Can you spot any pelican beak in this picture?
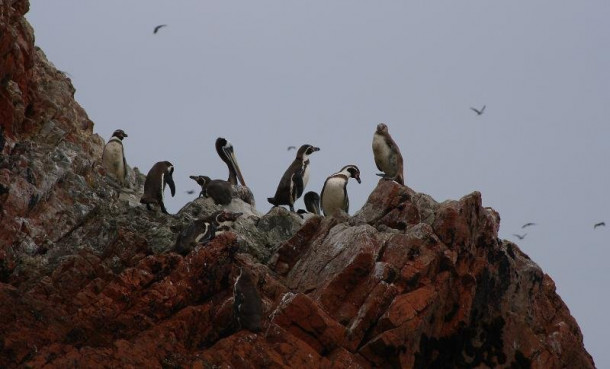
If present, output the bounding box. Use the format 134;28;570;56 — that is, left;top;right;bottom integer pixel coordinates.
223;146;247;186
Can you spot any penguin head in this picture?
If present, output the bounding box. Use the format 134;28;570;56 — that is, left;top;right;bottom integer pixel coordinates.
297;144;320;160
111;129;128;140
376;123;388;134
189;175;211;188
340;165;361;184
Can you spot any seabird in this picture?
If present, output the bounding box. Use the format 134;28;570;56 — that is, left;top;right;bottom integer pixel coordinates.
153;24;167;34
470;105;486;116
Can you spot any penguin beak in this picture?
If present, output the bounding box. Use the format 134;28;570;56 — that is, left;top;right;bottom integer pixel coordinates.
313;147;320;152
355;174;361;184
223;146;247;187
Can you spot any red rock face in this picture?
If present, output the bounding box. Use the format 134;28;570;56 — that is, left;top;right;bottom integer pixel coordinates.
0;1;596;369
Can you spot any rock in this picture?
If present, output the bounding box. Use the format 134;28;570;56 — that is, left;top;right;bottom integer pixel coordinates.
0;2;596;369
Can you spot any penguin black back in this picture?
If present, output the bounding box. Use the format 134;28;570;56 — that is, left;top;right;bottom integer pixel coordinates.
140;161;176;214
303;191;321;215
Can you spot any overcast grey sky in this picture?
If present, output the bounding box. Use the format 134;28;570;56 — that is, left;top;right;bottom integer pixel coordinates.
29;1;609;366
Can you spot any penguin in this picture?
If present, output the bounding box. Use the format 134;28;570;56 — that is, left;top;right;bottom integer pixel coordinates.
140;161;176;214
320;165;361;216
189;175;233;205
296;191;320;220
233;267;263;333
372;123;404;185
268;144;320;212
173;218;214;255
303;191;321;215
101;129;128;185
212;209;243;234
173;210;242;255
216;137;247;186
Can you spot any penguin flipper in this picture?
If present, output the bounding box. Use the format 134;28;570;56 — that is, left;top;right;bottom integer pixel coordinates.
344;181;349;214
122;155;128;182
293;170;304;199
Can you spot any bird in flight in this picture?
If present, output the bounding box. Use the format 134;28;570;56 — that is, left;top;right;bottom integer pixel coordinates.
470;105;486;116
186;189;195;195
594;222;605;229
521;222;536;229
513;233;527;240
287;146;296;151
153;24;167;34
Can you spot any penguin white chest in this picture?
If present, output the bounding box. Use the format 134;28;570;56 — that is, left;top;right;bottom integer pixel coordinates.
322;177;347;215
301;163;310;188
372;134;392;171
102;141;125;179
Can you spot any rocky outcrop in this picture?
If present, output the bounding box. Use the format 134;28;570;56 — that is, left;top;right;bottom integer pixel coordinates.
0;1;596;369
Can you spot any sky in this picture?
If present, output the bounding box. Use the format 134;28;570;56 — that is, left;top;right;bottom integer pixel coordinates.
28;1;609;366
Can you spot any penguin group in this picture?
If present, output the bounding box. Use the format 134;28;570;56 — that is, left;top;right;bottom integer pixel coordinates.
101;123;405;218
100;123;405;333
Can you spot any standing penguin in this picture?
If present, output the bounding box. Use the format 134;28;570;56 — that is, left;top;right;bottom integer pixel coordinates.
372;123;404;185
268;144;320;212
101;129;128;185
140;161;176;214
233;267;263;332
320;165;361;216
173;210;242;255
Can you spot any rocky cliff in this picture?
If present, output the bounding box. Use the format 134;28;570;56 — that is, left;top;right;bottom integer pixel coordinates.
0;2;596;368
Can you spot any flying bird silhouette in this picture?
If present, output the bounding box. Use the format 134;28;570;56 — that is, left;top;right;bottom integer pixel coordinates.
594;222;605;229
153;24;167;34
470;105;486;116
513;233;527;240
186;190;195;195
287;146;296;151
521;222;536;229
